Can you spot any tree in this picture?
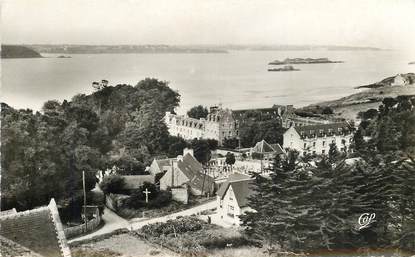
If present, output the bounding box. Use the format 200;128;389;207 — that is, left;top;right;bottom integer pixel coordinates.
223;138;239;149
225;152;236;169
187;105;209;119
167;136;188;157
322;106;334;115
328;142;339;163
191;139;212;165
100;175;126;195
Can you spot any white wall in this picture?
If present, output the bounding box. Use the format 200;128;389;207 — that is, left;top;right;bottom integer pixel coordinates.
217;185;242;225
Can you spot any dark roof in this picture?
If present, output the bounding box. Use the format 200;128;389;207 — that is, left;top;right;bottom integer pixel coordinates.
294;122;352;138
217;173;254;208
177;154;215;192
218;176;255;208
122;175;154;190
0;199;70;257
270;144;285;155
0;236;43;257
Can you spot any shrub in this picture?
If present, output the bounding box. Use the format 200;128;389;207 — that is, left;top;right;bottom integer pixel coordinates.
321;106;334;115
100;175;126;194
140;216;204;238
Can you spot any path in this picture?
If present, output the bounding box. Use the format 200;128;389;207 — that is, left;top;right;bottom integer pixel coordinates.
69;199;217;243
69;206;129;243
129;199;217;230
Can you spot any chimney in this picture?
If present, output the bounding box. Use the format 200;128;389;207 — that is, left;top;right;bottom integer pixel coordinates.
177;155;183;162
183;148;194;157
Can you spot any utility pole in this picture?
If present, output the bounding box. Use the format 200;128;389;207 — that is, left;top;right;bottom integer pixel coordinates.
82;171;88;232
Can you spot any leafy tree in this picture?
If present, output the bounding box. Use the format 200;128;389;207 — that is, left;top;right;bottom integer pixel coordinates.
225;152;236;167
167;136;188;157
222;137;239;149
322;106;334;114
328;142;339;163
239;119;284;147
187;105;209;119
100;175;126;195
191;139;212;165
206;139;219;150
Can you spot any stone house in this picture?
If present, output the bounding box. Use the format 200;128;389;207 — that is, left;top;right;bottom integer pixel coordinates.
159;153;215;196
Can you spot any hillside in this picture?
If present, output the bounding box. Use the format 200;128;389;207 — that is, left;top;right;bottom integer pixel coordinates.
1;45;42;58
304;73;415;120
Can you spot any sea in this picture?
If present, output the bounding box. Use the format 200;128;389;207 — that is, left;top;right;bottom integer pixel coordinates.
2;50;414;114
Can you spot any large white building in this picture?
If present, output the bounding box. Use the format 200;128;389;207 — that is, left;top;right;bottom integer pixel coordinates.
164;107;238;144
283;122;354;156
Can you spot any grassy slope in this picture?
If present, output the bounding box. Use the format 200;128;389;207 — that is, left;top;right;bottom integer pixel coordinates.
305;83;415;120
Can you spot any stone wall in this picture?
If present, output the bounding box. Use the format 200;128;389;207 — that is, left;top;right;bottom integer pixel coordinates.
171;187;188;204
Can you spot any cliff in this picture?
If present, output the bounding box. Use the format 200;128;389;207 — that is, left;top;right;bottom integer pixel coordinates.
1;45;42;58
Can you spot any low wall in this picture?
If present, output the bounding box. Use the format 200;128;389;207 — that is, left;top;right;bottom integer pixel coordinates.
171;187;188;204
64;215;101;239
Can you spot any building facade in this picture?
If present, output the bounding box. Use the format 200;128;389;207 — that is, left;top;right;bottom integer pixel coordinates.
283;122;354;156
164;108;238;144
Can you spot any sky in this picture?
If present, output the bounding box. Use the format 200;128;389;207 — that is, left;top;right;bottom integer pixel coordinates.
1;0;415;52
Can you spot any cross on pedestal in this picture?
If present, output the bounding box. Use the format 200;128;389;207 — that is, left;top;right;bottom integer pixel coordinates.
143;188;151;203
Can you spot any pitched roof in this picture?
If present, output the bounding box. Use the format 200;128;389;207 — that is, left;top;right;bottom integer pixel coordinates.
155;158;174;170
252;140;285;155
177;153;215;192
122;175;155;190
0;236;44;257
230;180;255;207
218;175;254;208
294;122;352;138
217;173;251;197
270;144;286;155
0;199;71;257
251;140;275;153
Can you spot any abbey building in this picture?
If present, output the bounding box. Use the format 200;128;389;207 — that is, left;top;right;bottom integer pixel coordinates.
164;107;238;144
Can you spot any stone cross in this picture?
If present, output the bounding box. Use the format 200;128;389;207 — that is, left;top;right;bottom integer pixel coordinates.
143;188;151;203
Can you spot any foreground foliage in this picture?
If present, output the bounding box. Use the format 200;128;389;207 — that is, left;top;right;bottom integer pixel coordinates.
242;96;415;253
1;78;180;213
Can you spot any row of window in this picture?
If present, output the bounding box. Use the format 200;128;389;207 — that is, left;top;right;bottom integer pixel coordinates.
303;138;351;149
303;147;346;155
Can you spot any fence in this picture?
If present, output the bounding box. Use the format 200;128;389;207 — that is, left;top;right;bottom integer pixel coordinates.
63;206;102;239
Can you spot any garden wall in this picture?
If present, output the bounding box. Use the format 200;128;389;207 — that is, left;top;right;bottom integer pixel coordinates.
64;215;101;239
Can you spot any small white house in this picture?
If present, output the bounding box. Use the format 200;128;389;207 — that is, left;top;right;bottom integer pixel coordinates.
216;173;254;226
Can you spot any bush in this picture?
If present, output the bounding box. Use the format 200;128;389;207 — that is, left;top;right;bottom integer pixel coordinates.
321;106;334;115
100;175;126;194
140;216;204;238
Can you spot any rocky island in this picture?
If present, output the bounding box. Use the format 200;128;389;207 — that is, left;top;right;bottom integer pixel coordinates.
268;65;300;72
269;57;342;65
1;45;43;58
